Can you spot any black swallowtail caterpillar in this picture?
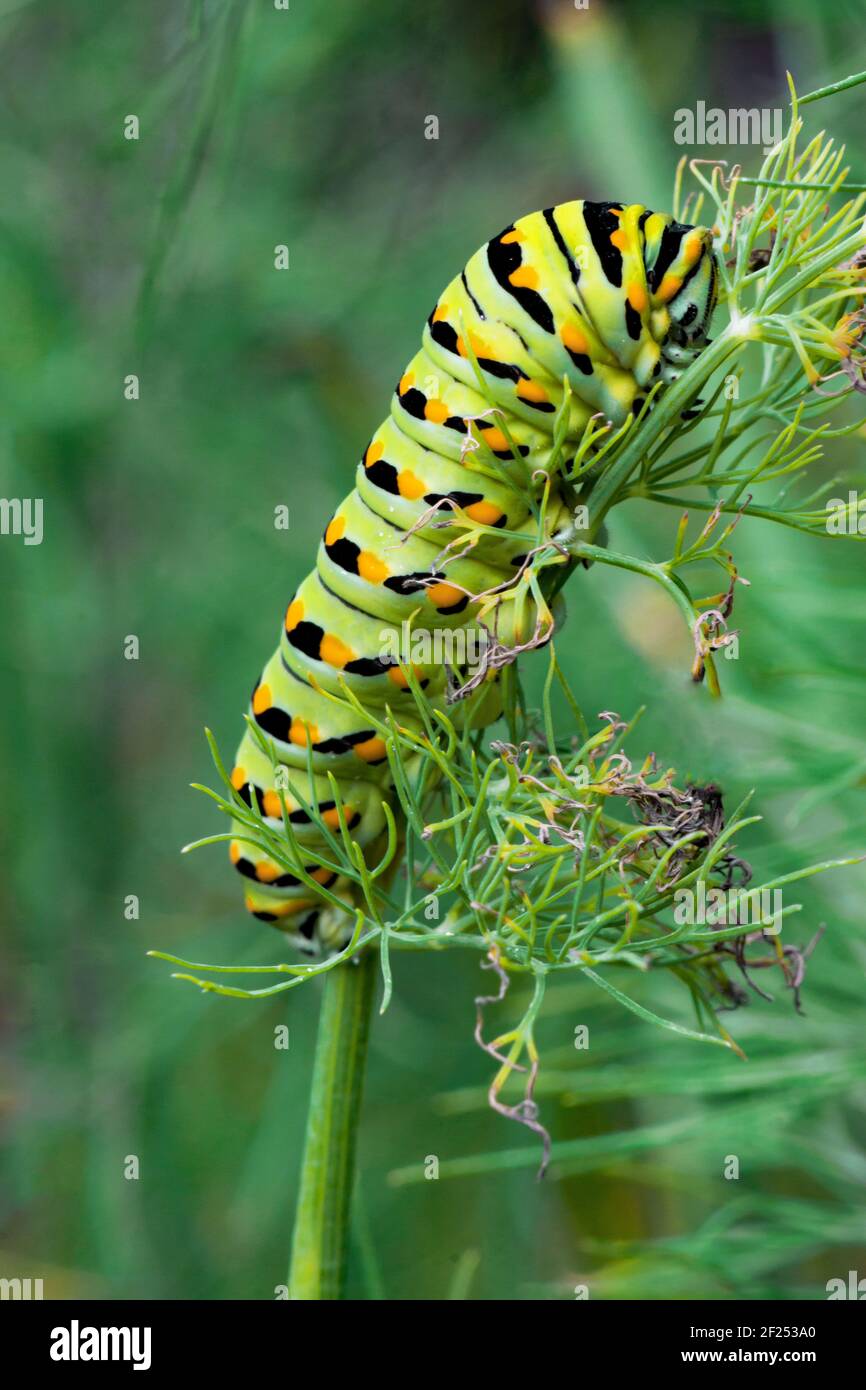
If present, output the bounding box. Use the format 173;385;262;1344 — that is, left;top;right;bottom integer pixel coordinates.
229;200;718;952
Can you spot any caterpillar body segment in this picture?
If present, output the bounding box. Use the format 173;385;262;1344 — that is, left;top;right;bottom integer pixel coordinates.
229;728;391;937
248;647;412;772
353;418;538;564
316;488;514;627
229;200;718;952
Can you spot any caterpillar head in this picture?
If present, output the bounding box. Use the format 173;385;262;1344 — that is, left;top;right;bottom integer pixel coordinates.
664;233;718;348
642;217;718;385
643;216;718;349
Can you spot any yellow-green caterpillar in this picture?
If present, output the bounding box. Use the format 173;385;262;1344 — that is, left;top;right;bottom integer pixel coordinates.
228;200;718;951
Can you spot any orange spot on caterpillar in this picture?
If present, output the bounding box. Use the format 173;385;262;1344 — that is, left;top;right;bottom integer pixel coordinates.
325;515;345;546
560;323;589;355
508;265;539;289
290;718;319;747
398;371;415;395
322;805;351;830
432;303;449;322
249;897;315;920
684;233;704;263
500;229;525;244
456;331;491;360
387;665;422;689
358;551;389;583
365;440;384;467
255;860;282;884
230;766;246;790
229;841;241;864
285;599;304;631
610;229;628;251
516;378;550;404
252;683;272;715
397;470;425;500
320;633;355;669
479;426;509;453
427;580;464;609
354;735;387;763
262;790;284;818
627;281;647;313
424;399;449;424
657;273;683;302
465;500;503;526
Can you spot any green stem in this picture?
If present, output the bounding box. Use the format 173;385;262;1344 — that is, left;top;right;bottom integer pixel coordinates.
288;948;377;1300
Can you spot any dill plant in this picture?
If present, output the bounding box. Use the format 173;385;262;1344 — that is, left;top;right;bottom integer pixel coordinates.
152;76;866;1299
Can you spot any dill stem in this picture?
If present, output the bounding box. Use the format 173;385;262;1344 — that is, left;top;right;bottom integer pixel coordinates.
288;948;377;1299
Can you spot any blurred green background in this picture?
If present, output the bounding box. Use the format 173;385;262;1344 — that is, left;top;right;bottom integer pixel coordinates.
2;0;866;1300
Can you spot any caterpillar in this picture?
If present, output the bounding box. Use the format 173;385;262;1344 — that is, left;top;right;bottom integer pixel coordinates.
228;200;718;952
